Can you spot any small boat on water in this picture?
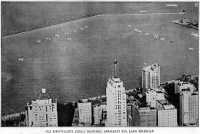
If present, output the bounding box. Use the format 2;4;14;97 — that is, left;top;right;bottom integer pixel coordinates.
18;57;24;62
166;4;178;7
36;39;41;43
139;10;147;13
188;47;194;51
160;37;165;41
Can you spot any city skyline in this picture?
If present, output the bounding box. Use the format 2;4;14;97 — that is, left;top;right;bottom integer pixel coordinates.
1;61;199;127
1;2;199;127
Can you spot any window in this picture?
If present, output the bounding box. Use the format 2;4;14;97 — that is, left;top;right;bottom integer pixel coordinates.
52;104;55;111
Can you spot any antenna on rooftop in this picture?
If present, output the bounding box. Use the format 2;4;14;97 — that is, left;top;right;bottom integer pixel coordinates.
113;57;118;78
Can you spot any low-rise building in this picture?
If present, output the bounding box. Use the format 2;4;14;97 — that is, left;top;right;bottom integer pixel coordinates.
127;103;140;126
127;104;134;126
138;107;157;126
93;104;106;125
78;102;92;125
72;108;79;126
146;89;165;108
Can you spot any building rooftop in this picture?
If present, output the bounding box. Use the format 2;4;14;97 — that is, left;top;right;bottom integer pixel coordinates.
27;98;57;106
192;91;199;95
111;77;121;83
157;99;169;105
157;100;176;110
139;107;150;111
163;105;175;110
139;107;156;112
142;63;160;71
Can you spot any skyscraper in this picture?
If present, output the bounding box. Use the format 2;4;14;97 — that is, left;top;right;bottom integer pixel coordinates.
25;89;58;127
188;92;199;125
106;59;127;126
142;63;160;90
180;90;199;126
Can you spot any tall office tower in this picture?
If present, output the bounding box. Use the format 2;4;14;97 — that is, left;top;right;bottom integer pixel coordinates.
106;59;127;126
78;102;92;126
188;92;199;126
146;89;165;108
142;63;160;90
156;100;177;127
180;91;199;126
25;89;58;127
138;107;157;126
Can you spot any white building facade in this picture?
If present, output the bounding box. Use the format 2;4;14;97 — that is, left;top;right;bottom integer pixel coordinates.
78;102;92;125
25;98;58;127
106;77;127;126
180;91;199;125
156;100;177;127
142;63;160;90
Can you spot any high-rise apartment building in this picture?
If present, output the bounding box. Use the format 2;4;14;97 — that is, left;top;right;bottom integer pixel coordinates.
188;92;199;125
25;89;58;127
180;91;199;126
156;100;177;127
106;59;127;126
142;63;160;90
78;102;92;125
